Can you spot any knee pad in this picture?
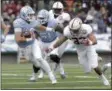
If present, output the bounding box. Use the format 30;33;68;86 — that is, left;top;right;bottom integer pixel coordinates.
50;54;60;64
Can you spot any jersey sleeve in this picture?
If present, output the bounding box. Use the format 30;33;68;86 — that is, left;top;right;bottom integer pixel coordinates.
86;25;93;35
13;19;22;28
13;20;22;32
63;26;70;37
63;13;71;22
33;20;41;27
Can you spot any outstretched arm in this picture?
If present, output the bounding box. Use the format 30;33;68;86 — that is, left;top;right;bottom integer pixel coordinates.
34;25;53;31
53;36;68;48
88;32;97;45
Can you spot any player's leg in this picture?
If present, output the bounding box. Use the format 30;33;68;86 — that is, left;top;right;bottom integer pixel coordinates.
77;50;91;73
49;41;68;79
56;40;69;78
49;54;66;79
102;62;111;73
87;50;110;86
29;64;40;81
32;40;57;84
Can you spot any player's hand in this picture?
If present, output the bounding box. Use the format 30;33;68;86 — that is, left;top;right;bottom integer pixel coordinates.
1;35;5;43
45;47;54;53
80;39;93;46
54;23;64;33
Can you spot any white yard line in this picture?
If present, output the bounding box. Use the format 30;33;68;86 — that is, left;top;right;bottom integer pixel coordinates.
2;80;111;84
2;73;111;79
6;86;111;89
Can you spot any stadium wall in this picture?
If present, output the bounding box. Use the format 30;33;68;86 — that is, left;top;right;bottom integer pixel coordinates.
1;52;111;64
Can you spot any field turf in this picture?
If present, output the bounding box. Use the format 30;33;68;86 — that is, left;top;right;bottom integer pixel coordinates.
1;63;111;90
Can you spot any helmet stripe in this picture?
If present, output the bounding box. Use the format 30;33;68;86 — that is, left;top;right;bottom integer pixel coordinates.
71;18;76;28
57;2;58;8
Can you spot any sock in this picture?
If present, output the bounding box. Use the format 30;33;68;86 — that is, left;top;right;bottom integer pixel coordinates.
59;63;65;75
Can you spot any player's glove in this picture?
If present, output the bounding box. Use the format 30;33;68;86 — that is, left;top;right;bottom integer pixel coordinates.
80;39;93;46
45;46;54;53
54;23;64;34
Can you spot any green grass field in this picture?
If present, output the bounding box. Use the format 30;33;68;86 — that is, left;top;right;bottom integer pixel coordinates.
1;63;111;90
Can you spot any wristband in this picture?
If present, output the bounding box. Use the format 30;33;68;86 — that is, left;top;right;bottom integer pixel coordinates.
26;38;33;42
46;27;53;31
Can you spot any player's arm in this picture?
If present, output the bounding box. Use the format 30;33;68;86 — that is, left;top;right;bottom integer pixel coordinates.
88;32;97;45
34;25;53;31
14;28;26;42
53;36;68;48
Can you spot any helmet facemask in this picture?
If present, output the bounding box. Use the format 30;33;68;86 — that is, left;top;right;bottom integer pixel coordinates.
52;1;64;17
26;13;35;22
53;8;63;16
38;16;48;25
37;9;49;25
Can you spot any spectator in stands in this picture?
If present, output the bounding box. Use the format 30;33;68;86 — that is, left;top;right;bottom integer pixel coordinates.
16;0;23;16
1;17;10;43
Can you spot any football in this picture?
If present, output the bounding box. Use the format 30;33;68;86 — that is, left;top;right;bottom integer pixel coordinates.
21;31;32;38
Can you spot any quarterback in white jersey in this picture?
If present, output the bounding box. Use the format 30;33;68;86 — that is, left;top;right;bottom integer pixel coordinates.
49;1;71;29
13;5;57;84
48;1;71;75
29;9;68;81
49;17;110;86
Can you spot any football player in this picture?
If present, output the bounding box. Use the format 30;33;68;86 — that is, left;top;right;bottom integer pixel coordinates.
48;17;110;86
37;1;71;79
13;5;57;84
29;9;69;81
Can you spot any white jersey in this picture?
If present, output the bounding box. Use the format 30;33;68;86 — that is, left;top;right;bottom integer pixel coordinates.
64;24;93;51
49;10;71;25
64;24;98;72
13;18;40;47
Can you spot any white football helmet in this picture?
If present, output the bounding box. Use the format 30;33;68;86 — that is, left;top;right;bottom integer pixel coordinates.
20;5;35;22
52;1;64;16
69;17;82;33
37;9;49;24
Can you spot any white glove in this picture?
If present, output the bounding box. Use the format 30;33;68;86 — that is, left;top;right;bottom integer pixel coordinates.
30;28;35;31
46;27;54;31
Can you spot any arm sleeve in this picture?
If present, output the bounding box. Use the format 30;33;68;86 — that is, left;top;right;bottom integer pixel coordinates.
63;26;70;37
63;13;71;22
87;25;93;35
13;20;22;32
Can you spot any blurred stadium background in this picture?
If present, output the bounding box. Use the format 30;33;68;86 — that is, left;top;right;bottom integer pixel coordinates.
1;0;112;90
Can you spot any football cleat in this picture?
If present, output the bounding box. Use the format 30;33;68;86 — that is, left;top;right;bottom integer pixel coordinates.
99;74;110;86
102;78;110;86
29;73;37;82
52;80;57;85
60;74;66;79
